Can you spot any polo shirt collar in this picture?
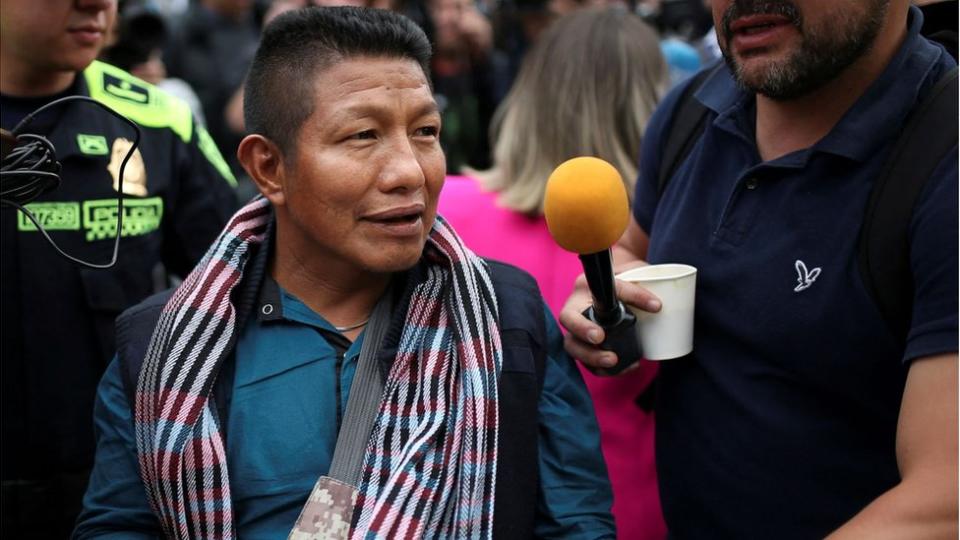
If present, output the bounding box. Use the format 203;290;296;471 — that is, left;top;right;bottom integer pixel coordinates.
255;275;284;322
246;220;338;333
694;6;945;163
255;274;345;335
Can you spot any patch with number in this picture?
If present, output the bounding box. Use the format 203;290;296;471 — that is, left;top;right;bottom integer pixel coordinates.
82;197;163;241
77;134;109;155
17;202;82;231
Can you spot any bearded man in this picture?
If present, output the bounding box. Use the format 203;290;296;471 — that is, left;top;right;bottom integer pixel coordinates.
561;0;958;537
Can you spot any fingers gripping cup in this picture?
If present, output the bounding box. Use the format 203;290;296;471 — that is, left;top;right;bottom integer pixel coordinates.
616;264;697;360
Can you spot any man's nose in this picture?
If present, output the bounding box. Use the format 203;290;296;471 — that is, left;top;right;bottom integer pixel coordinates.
75;0;115;15
378;137;427;192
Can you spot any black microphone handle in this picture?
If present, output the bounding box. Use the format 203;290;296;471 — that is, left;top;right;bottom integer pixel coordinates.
578;250;620;326
577;249;643;373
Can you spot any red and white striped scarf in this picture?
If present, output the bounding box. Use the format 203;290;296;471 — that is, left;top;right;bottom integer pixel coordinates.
134;197;502;539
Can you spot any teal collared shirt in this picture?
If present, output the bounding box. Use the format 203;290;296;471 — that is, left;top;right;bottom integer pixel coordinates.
76;279;615;539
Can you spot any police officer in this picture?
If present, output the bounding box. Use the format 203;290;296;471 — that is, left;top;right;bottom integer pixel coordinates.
0;0;238;536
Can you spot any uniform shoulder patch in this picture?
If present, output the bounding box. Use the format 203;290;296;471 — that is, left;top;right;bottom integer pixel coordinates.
102;73;150;105
84;61;193;143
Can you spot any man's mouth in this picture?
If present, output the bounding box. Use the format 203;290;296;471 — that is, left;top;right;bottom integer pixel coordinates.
67;25;105;45
731;15;793;36
723;0;801;50
374;214;420;224
364;205;424;224
725;11;798;55
362;204;426;236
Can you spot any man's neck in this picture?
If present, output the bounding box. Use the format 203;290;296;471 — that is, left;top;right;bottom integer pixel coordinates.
0;55;78;97
755;10;909;162
271;226;391;335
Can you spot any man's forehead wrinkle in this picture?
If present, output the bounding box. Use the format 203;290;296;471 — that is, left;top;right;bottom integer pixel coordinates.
313;81;435;123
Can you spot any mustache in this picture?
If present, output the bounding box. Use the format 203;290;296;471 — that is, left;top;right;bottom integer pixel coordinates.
722;0;802;41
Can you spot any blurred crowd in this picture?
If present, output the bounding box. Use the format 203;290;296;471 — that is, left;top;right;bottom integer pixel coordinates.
100;0;721;200
97;3;714;536
3;0;955;537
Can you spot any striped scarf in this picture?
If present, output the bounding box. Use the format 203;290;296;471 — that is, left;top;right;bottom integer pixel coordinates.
134;196;502;539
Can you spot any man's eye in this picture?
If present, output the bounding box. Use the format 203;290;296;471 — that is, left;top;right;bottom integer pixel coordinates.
351;130;376;140
415;126;439;137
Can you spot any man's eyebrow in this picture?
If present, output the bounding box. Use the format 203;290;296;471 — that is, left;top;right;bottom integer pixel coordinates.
412;101;440;117
326;104;378;123
327;101;440;124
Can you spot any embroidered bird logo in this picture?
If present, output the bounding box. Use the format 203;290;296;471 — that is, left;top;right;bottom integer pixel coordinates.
794;260;821;292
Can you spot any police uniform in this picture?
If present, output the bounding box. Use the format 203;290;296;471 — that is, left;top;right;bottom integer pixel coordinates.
0;61;237;537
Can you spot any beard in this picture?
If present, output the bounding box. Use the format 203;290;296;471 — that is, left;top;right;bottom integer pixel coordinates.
719;0;890;100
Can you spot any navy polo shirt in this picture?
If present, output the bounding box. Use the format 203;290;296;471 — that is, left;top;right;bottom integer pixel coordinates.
634;8;957;538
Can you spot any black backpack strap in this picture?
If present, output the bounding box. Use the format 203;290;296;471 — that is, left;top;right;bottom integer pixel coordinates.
657;62;723;196
858;66;959;339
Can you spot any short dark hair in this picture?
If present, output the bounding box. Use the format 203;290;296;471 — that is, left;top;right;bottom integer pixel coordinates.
244;6;432;155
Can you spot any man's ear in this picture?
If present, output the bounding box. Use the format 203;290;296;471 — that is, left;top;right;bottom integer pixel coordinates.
237;134;287;207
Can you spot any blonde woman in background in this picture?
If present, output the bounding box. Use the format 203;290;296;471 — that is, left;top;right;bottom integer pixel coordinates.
439;7;669;539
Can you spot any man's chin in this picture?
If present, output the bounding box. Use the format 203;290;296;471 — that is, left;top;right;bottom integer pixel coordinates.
61;49;101;72
363;248;425;275
729;54;804;99
732;52;781;82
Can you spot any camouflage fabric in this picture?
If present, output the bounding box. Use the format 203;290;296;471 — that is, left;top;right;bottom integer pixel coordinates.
289;476;358;540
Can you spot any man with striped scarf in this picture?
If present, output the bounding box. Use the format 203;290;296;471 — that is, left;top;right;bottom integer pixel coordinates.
74;7;616;539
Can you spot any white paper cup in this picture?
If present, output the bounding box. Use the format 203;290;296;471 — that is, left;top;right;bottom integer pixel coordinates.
615;264;697;360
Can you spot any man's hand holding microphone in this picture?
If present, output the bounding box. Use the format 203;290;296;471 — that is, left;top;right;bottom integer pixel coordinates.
544;157;662;375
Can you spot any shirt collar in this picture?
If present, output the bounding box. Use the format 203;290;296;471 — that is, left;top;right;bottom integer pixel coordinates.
256;275;347;335
256;275;284;322
695;6;948;162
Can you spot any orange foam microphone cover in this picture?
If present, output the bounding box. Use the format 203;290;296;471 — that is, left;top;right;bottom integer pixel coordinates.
544;156;630;254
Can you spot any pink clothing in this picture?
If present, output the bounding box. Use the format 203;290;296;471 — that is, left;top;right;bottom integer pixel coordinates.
438;176;665;540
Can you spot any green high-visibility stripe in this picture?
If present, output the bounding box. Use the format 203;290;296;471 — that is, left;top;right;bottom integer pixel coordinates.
197;124;237;187
84;61;192;144
84;61;237;187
